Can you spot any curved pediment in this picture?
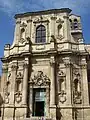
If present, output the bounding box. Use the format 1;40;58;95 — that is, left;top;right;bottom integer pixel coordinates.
30;71;50;86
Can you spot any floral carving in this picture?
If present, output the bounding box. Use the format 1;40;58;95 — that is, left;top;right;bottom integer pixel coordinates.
30;71;50;86
58;90;66;104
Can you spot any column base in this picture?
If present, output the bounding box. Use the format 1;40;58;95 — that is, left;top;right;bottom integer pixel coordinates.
50;105;56;120
21;104;27;107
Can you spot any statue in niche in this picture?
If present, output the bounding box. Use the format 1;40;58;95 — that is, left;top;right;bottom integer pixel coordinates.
73;71;82;104
4;78;10;104
58;69;66;103
20;28;26;44
15;72;23;103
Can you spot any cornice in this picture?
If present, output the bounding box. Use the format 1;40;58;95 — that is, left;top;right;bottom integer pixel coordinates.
1;52;31;62
14;8;71;19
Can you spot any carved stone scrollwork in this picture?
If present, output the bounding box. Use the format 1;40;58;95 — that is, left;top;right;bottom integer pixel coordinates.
30;71;50;86
15;91;22;103
19;38;26;44
74;91;82;104
56;18;64;24
20;22;27;28
16;72;23;80
56;35;64;41
58;69;65;77
58;90;66;104
81;64;87;69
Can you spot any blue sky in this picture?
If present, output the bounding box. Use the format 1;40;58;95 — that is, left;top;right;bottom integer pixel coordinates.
0;0;90;74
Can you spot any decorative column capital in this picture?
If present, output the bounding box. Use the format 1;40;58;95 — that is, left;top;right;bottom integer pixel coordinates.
80;64;87;69
63;57;71;68
63;16;69;19
65;63;71;68
23;63;29;69
16;20;21;24
11;65;18;71
51;16;57;20
27;19;32;23
2;66;8;73
50;57;55;66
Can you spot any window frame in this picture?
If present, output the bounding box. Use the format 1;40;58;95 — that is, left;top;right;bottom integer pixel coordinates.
35;25;46;43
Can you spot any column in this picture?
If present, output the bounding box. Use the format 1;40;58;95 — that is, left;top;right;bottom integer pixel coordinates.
50;61;55;106
22;63;28;106
50;57;56;120
81;63;89;106
10;65;17;105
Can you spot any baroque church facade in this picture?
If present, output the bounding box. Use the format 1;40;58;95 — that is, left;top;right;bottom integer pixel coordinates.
1;8;90;120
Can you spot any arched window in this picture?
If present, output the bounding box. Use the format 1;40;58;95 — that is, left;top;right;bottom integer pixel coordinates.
36;25;46;43
74;19;78;29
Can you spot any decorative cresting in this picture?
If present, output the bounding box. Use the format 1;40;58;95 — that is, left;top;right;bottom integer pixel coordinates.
30;71;50;86
57;69;66;104
15;72;23;103
73;70;82;104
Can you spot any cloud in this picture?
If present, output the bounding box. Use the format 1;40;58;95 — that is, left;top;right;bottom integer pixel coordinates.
0;0;90;16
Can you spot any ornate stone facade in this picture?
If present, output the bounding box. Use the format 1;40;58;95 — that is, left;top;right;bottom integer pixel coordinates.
1;8;90;120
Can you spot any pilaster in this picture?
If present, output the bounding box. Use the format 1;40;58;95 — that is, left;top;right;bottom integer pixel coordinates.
22;63;29;106
49;56;56;120
9;64;17;105
81;63;89;106
26;19;32;38
13;19;21;45
51;16;57;36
